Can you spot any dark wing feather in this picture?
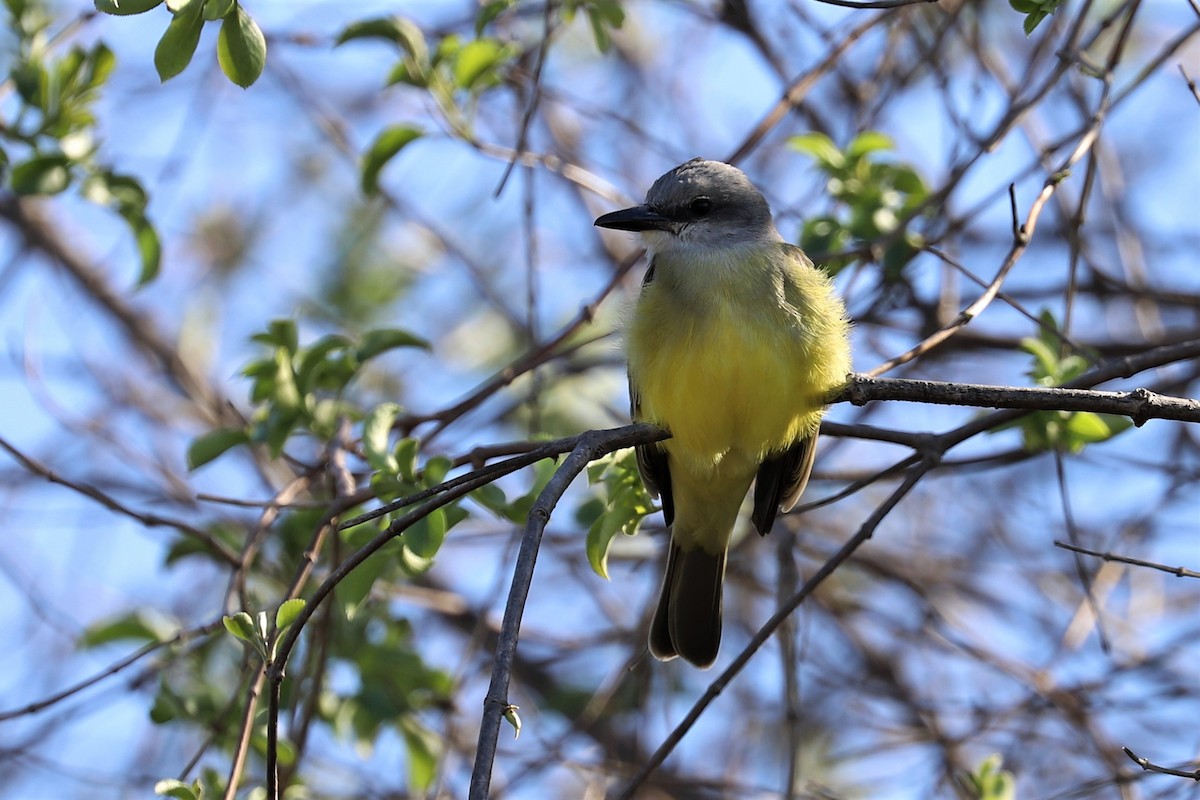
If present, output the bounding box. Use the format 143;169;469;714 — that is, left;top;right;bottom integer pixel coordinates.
629;256;674;524
630;382;674;525
752;434;817;535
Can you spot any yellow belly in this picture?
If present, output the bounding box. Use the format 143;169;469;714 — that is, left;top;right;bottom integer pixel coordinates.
629;299;834;470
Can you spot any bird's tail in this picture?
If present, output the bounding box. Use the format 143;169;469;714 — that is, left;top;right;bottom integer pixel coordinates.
648;540;727;669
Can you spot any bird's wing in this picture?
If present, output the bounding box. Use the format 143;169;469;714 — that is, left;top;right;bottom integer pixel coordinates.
751;433;817;535
629;377;674;525
629;257;674;524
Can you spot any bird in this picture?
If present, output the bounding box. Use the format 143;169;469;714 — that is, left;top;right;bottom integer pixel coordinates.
594;158;851;668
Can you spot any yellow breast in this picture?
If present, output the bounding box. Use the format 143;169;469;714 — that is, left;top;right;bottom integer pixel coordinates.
627;248;850;470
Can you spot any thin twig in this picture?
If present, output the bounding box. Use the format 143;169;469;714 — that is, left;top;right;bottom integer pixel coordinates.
812;0;938;8
0;435;240;567
1054;452;1111;653
0;620;223;721
1121;747;1200;780
1054;541;1200;579
222;665;266;800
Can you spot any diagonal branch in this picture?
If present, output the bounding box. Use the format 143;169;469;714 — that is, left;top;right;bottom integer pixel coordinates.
0;197;242;428
616;459;933;799
468;424;667;800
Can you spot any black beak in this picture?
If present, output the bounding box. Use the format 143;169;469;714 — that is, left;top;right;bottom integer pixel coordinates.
594;205;674;232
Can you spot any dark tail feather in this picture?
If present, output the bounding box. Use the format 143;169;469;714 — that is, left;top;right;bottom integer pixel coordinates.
648;541;726;668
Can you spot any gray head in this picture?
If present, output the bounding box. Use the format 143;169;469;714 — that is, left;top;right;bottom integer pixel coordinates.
594;158;778;249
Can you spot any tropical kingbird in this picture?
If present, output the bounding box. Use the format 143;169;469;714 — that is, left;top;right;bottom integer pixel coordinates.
595;158;851;668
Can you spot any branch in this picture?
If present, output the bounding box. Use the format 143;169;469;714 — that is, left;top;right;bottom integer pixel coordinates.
468;424;668;800
222;666;266;800
1122;747;1200;780
0;197;242;428
1055;541;1200;579
0;620;222;721
839;376;1200;424
812;0;939;7
869;77;1114;377
0;435;241;567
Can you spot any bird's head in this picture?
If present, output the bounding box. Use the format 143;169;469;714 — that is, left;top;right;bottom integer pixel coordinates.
595;158;777;254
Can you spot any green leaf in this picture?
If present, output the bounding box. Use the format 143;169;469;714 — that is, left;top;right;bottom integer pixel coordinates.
149;681;183;724
363;402;402;473
270;348;302;411
95;0;164;14
130;213;162;286
337;536;397;619
1065;412;1114;444
154;779;200;800
80;609;176;647
260;404;301;457
422;455;452;486
295;334;354;393
83;42;117;90
202;0;232;21
397;542;435;576
360;125;422;195
443;503;468;531
399;716;441;794
11;155;71;195
504;457;558;522
847;131;894;159
452;38;509;90
357;327;430;360
788;132;844;171
252;318;299;353
84;171;149;212
471;482;508;515
406;507;447;559
275;598;306;631
585;0;625;52
475;0;515;35
964;753;1016;800
217;3;266;88
1019;335;1059;381
187;427;249;469
394;437;419;482
585;506;627;580
222;612;257;643
154;0;205;82
336;16;421;49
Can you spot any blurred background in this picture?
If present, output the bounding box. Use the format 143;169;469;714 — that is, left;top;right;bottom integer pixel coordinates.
0;0;1198;797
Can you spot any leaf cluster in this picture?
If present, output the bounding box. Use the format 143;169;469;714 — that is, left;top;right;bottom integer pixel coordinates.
1;2;161;282
94;0;266;88
997;311;1132;453
790;131;930;280
577;450;656;579
960;754;1017;800
1009;0;1065;36
187;319;429;468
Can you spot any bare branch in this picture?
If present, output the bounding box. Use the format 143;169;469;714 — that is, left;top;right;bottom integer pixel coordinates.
0;435;240;567
840;376;1200;424
1122;747;1200;780
469;424;668;800
1055;541;1200;579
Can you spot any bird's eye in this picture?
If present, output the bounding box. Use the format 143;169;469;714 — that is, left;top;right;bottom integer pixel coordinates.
689;197;713;216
